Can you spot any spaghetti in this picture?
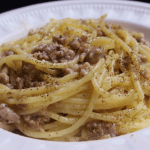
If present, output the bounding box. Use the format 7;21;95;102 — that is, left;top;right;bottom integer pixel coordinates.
0;14;150;141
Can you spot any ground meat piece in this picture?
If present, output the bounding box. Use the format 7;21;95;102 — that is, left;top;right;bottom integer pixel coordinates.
22;62;35;74
69;37;80;50
22;62;39;88
79;36;88;43
7;62;44;89
52;35;68;45
0;61;44;89
79;62;91;76
0;103;20;124
85;46;106;64
140;70;147;79
16;77;24;89
32;43;60;55
0;73;9;84
32;43;47;54
23;115;50;130
2;50;14;58
9;70;17;87
84;121;117;140
79;44;106;64
32;43;75;63
34;51;49;61
79;44;89;53
79;46;105;64
1;66;9;75
50;48;75;63
122;56;131;69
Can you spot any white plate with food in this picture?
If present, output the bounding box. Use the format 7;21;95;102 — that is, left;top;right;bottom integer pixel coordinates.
0;1;150;150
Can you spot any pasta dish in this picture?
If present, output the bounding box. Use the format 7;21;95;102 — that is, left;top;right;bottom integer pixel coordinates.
0;14;150;141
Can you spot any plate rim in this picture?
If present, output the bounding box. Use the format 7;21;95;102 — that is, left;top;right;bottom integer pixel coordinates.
0;1;150;18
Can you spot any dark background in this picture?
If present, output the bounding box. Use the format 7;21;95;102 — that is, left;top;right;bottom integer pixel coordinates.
0;0;149;14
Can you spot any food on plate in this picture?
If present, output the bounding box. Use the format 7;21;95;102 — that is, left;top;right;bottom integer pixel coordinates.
0;14;150;141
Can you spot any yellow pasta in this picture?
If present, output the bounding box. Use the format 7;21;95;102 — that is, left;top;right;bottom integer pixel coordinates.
0;14;150;141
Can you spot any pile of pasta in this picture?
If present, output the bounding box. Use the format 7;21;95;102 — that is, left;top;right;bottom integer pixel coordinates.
0;14;150;141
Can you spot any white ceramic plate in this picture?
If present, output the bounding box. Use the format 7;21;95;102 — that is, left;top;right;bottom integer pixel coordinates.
0;1;150;150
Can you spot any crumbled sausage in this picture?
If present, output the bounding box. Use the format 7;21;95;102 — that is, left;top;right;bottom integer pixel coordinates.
9;70;17;88
2;50;14;58
80;36;88;43
32;43;75;63
85;46;106;64
79;46;106;64
1;66;9;75
122;56;131;69
22;62;43;88
4;62;44;89
83;121;117;140
22;62;35;74
79;44;89;53
0;103;20;124
34;51;49;61
23;114;50;130
1;35;107;89
69;37;80;50
22;63;44;88
52;35;68;45
0;73;9;84
16;77;24;89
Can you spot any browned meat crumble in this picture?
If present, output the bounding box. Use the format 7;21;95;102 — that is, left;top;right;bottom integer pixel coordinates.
1;50;14;58
23;114;50;130
0;103;20;124
31;35;106;77
32;43;75;63
82;121;117;140
0;61;45;89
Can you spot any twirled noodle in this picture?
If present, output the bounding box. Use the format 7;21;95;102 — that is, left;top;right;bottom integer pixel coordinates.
0;14;150;141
